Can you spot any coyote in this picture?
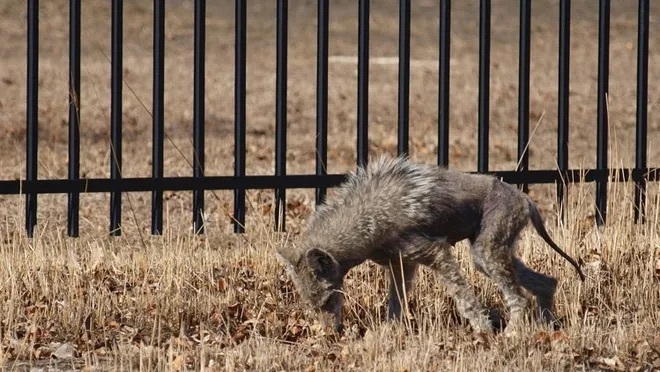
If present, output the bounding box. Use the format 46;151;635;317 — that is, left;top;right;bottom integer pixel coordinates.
277;156;584;333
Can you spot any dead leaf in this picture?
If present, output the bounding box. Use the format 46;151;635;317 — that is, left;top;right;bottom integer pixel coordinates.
231;329;248;344
51;343;76;359
473;331;492;347
550;331;565;342
632;340;650;358
33;345;52;359
534;330;551;344
172;354;185;370
593;355;622;370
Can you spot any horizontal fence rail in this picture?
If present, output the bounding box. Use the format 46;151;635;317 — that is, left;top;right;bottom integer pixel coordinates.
3;169;658;195
13;0;656;236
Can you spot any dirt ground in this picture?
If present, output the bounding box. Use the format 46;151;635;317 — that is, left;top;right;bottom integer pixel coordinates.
1;0;658;172
0;1;658;370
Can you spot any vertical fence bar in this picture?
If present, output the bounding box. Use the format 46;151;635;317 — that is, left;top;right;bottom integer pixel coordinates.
357;0;370;168
557;0;570;219
193;0;206;234
478;0;490;173
316;0;329;205
275;0;288;230
26;0;39;237
517;0;530;192
397;0;410;156
110;0;123;236
151;0;165;235
634;0;649;223
67;0;81;237
234;0;247;233
596;0;610;225
438;0;451;167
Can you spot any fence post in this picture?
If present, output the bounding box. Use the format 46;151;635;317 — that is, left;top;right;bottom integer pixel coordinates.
634;0;649;223
557;0;570;221
26;0;39;238
316;0;329;206
67;0;81;237
438;0;451;167
275;0;288;231
517;0;530;193
193;0;206;234
397;0;410;156
110;0;123;236
478;0;490;173
152;0;165;235
357;0;370;168
596;0;610;225
234;0;247;233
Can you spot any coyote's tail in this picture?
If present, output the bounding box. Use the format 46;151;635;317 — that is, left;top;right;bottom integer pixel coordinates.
527;198;586;281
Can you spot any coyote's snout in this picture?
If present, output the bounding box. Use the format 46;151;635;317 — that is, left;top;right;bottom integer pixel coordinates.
277;155;585;333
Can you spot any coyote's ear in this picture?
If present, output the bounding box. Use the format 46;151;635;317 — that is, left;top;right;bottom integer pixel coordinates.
306;248;339;279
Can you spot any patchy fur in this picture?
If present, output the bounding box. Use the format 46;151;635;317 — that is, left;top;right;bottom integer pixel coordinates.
277;155;584;333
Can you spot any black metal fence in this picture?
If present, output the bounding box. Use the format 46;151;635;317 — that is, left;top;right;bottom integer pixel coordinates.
2;0;657;238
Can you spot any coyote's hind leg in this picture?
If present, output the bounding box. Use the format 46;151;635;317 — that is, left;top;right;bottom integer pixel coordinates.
423;242;492;333
514;258;559;324
470;192;531;331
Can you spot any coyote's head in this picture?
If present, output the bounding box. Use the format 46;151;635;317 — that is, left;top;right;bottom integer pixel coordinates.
277;245;344;333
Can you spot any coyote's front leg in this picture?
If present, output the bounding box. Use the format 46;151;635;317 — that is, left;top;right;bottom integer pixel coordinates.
386;260;418;320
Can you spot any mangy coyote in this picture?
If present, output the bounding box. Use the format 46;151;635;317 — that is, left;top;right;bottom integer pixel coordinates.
277;155;585;333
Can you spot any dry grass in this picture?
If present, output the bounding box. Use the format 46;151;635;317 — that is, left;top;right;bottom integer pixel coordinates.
0;177;659;371
1;0;659;370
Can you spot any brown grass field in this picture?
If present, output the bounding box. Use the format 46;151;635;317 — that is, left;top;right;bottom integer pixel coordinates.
0;1;659;370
